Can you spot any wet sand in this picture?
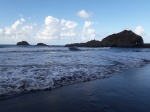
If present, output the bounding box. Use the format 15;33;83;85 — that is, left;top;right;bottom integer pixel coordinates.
0;64;150;112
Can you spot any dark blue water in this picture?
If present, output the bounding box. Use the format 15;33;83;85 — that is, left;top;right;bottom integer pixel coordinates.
0;64;150;112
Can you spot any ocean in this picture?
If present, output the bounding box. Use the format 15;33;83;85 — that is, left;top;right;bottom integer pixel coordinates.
0;45;150;97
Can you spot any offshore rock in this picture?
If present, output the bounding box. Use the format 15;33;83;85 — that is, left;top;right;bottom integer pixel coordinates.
17;41;30;45
37;43;47;46
100;30;144;47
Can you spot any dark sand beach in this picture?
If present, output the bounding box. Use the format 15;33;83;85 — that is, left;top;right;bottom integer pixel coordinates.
0;64;150;112
1;0;150;111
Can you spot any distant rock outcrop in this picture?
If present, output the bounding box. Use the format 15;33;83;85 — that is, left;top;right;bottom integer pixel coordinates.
65;40;101;47
37;43;47;46
65;30;144;48
17;41;30;45
143;44;150;48
100;30;144;47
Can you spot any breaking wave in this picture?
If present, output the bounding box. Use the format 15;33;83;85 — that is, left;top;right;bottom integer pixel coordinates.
0;46;150;97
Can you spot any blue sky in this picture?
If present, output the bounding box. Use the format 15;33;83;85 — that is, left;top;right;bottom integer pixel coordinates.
0;0;150;45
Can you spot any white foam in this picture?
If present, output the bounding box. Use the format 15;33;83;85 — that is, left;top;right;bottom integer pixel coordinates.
0;47;150;96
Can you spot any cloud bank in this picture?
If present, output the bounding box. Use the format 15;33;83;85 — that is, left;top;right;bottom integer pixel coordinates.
36;16;78;39
0;18;35;42
0;12;99;44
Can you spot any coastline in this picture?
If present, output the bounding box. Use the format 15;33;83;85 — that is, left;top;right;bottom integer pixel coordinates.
0;46;150;97
0;64;150;112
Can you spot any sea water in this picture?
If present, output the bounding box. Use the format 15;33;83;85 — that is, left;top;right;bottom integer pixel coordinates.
0;45;150;96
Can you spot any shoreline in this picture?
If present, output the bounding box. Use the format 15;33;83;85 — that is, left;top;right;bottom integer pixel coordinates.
0;60;148;99
1;46;150;98
1;64;150;112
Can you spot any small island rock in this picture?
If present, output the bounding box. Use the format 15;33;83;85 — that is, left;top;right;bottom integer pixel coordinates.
37;43;47;46
17;41;30;45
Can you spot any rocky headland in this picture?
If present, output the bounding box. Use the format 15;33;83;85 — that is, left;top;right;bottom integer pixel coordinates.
65;30;148;48
65;40;101;47
100;30;143;47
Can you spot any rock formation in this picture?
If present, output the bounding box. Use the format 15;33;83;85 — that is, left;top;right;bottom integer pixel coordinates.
65;30;144;48
17;41;30;45
65;40;101;47
37;43;47;46
100;30;144;47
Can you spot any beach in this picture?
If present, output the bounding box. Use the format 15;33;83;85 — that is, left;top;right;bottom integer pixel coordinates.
0;64;150;112
1;0;150;111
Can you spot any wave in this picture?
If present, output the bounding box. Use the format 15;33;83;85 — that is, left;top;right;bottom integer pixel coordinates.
0;48;150;97
0;46;110;54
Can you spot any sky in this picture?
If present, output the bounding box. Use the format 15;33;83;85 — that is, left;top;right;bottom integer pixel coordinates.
0;0;150;45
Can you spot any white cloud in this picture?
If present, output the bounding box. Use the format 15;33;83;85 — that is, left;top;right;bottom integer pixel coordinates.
0;16;98;44
134;26;144;36
37;16;78;39
77;10;91;18
84;21;93;28
11;20;22;30
87;28;96;39
10;18;25;30
0;29;3;34
45;16;59;26
82;21;97;40
22;25;33;31
61;19;77;29
20;18;25;22
60;19;78;37
38;16;60;39
0;18;35;42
